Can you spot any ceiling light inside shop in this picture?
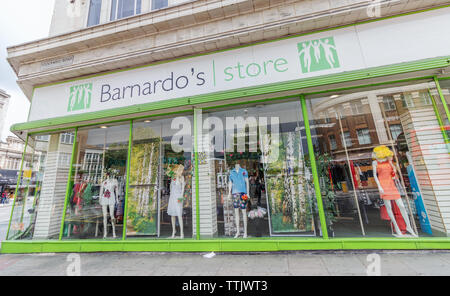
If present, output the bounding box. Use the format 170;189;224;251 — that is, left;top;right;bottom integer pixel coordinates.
330;95;340;99
100;126;108;129
144;120;151;123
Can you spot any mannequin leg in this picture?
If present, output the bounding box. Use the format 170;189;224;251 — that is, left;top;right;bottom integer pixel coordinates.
178;215;184;239
384;200;402;236
109;204;116;238
241;209;248;238
234;208;240;238
394;199;417;236
171;216;177;238
102;205;108;238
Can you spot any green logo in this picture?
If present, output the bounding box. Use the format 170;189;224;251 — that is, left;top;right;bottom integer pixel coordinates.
297;37;340;74
68;83;92;112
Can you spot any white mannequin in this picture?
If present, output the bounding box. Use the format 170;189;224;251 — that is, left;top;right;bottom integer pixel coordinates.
99;172;118;238
372;152;416;237
228;163;250;238
168;165;186;239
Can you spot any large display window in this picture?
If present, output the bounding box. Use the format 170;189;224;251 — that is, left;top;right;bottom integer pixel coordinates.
62;124;129;240
126;116;193;239
7;80;450;243
8;132;75;240
305;81;448;237
199;100;319;238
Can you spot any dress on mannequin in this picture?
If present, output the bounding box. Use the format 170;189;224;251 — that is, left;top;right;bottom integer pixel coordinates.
376;160;401;201
100;178;118;207
168;178;184;217
100;176;119;238
372;145;417;237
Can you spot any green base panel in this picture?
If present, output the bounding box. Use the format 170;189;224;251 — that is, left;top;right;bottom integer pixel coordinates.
2;238;450;253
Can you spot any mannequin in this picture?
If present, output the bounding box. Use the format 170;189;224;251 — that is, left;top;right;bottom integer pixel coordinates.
228;162;251;238
372;146;416;237
72;173;87;215
167;164;186;239
100;172;119;238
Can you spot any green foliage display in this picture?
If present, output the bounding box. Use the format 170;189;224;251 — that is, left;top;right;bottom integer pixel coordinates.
264;132;314;233
307;153;338;225
126;133;160;236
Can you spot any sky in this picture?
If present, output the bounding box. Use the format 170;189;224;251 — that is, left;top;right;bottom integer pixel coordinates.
0;0;55;141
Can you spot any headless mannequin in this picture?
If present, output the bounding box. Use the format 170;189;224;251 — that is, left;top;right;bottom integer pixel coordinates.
228;163;250;238
100;173;118;238
169;165;186;239
373;156;417;237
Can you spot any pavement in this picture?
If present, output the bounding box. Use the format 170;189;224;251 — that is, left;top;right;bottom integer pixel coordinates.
0;250;450;276
1;199;450;276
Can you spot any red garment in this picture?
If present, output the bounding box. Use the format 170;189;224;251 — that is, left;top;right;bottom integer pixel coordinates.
376;161;401;200
380;202;406;234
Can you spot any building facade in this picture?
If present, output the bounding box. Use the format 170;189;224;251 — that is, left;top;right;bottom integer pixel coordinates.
4;0;450;253
0;89;11;142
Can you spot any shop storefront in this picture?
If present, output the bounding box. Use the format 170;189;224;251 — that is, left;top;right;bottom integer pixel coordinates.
4;6;450;253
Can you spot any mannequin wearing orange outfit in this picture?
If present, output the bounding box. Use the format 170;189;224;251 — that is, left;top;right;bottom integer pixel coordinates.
372;146;416;237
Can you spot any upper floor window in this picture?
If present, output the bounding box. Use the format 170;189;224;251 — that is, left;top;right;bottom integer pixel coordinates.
87;0;103;27
111;0;142;21
152;0;168;10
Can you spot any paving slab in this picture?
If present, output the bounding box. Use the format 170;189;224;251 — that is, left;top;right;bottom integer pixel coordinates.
0;251;449;276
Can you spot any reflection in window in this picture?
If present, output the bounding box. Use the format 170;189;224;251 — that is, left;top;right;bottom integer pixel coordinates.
342;131;353;147
306;81;445;238
111;0;142;21
60;133;75;145
351;101;365;115
62;125;129;240
357;128;371;145
383;96;396;111
329;134;337;150
202;101;317;238
402;94;415;108
126;118;193;239
87;0;102;27
389;124;403;141
8;132;75;240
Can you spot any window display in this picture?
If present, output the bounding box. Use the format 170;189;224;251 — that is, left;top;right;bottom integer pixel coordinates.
7;132;75;240
305;81;444;237
126;117;193;238
62;124;129;240
202;100;317;238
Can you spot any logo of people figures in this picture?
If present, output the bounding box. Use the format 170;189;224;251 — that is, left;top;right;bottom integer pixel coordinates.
297;37;340;74
68;83;93;112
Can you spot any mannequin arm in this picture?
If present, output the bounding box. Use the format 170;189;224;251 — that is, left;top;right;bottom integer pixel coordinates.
228;181;232;197
179;176;186;203
245;178;250;198
372;160;384;194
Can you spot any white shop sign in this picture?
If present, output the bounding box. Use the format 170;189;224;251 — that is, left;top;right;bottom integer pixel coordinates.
28;7;450;122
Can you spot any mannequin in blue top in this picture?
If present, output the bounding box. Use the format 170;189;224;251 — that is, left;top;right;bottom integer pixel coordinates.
228;162;251;238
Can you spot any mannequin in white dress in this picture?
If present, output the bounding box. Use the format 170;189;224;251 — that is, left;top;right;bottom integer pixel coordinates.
167;165;186;239
100;172;119;238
